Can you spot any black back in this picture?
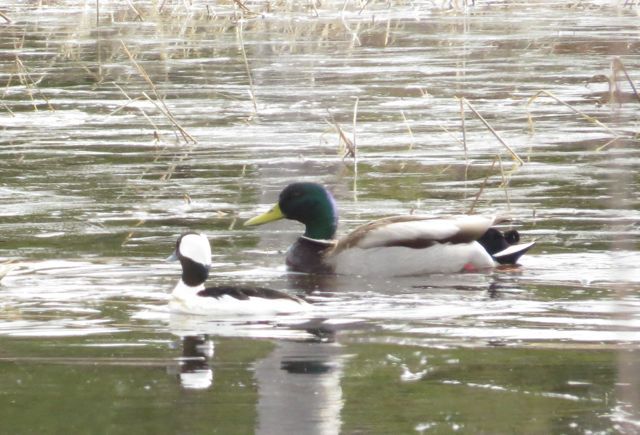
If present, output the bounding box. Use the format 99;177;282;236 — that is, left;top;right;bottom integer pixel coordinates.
197;286;304;303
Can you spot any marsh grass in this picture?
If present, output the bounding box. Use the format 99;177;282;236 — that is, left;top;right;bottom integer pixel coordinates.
527;58;640;152
9;56;55;113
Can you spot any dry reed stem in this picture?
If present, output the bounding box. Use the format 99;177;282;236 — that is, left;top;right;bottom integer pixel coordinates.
596;137;621;152
233;0;254;14
437;123;465;147
341;17;362;46
96;0;102;77
107;94;145;116
120;41;160;97
111;83;162;137
352;97;360;197
236;20;258;114
457;97;469;187
467;157;497;214
612;57;640;104
458;97;468;163
326;111;356;160
1;102;15;116
126;0;145;21
142;91;197;144
358;0;372;14
228;164;247;230
0;11;12;23
14;57;54;112
526;89;620;141
309;0;319;17
496;154;511;211
120;40;196;144
400;110;415;150
462;97;524;165
352;97;359;154
384;14;391;47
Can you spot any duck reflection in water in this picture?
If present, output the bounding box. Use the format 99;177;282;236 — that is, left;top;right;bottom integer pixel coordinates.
176;335;215;390
255;339;349;435
173;330;350;434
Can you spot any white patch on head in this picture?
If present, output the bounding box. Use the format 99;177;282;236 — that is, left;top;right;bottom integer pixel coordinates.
178;233;212;266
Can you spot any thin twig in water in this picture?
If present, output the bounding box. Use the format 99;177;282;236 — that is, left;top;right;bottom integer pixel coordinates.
400;110;415;150
497;154;511;212
233;0;254;14
142;91;197;144
384;14;391;47
111;82;160;134
352;97;359;155
358;0;372;14
458;97;468;164
458;97;469;187
120;41;196;143
467;157;497;214
526;89;621;150
341;17;361;46
1;102;15;116
352;97;359;199
15;57;55;111
237;20;258;114
326;111;356;160
437;123;465;147
612;57;640;104
120;41;159;97
126;0;145;21
462;98;523;165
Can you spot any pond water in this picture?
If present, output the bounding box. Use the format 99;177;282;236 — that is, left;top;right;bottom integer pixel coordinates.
1;0;639;433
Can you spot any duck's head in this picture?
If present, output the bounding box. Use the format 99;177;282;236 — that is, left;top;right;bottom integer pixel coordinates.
478;228;534;265
244;182;338;240
168;232;211;287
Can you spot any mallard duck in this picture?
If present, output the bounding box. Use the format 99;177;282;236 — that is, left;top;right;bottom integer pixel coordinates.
168;232;311;315
477;228;535;265
244;182;534;276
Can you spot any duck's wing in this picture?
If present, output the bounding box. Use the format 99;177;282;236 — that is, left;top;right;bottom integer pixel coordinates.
198;286;306;303
333;215;499;253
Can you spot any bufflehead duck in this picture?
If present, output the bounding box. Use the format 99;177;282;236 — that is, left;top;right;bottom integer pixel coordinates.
168;232;310;316
245;182;534;276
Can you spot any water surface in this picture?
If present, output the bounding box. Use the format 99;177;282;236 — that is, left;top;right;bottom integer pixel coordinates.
1;0;639;433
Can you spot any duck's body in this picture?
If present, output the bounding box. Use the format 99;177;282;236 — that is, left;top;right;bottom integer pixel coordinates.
284;215;497;276
245;183;533;276
169;233;310;316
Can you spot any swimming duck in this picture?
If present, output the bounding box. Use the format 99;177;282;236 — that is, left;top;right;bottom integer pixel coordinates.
244;182;534;276
477;228;535;265
168;232;310;315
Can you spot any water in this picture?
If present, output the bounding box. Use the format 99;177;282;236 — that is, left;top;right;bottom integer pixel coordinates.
1;0;639;433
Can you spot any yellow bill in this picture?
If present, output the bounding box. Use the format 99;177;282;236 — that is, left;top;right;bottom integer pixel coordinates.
244;203;285;226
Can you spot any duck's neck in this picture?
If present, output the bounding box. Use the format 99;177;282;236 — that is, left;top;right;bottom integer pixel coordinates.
303;209;338;240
